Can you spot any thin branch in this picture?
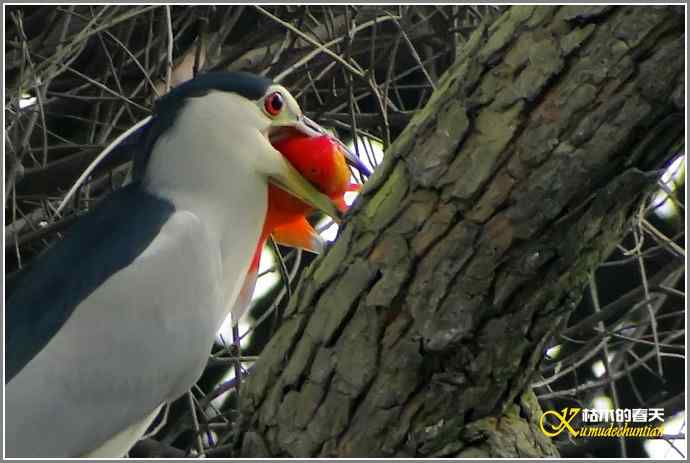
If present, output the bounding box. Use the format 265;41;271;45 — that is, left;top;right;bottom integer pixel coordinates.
164;6;173;93
256;6;366;81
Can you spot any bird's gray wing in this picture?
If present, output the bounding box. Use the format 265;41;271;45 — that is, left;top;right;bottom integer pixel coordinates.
6;184;225;457
6;183;173;381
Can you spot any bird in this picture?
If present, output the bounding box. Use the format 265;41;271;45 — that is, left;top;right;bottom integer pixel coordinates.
5;71;369;457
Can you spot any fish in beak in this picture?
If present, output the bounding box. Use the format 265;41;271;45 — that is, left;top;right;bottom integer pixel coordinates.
266;133;360;254
265;115;370;224
233;132;358;320
257;84;371;252
265;152;343;224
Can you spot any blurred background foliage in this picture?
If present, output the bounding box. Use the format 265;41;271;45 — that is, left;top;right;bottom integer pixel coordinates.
4;4;685;458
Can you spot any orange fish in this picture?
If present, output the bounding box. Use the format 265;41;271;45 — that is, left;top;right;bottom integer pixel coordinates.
232;135;361;317
266;134;357;251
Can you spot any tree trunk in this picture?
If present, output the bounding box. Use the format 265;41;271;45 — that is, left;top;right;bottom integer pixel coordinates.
236;5;684;457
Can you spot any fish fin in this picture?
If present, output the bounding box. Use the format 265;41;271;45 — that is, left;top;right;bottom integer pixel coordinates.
273;217;324;254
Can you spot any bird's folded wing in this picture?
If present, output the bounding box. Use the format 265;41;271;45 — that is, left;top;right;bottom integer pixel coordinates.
6;183;174;381
5;184;224;457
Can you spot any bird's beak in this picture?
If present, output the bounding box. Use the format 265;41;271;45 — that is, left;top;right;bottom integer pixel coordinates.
268;157;343;223
283;115;372;177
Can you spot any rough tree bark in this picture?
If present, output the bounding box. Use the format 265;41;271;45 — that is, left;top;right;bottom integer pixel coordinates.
236;5;684;457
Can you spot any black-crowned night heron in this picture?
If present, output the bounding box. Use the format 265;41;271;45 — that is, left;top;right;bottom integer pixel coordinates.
6;71;369;457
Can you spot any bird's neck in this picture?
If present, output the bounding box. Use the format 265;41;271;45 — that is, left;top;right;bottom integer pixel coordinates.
142;99;269;311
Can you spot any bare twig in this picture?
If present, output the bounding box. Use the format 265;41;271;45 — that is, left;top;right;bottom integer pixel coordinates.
164;6;173;93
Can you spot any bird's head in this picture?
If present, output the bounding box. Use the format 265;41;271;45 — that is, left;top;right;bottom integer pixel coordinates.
145;72;369;227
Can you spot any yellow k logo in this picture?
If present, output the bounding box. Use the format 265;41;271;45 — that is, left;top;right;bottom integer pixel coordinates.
540;407;581;437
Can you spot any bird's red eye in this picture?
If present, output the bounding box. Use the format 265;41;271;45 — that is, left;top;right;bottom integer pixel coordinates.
264;92;284;116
